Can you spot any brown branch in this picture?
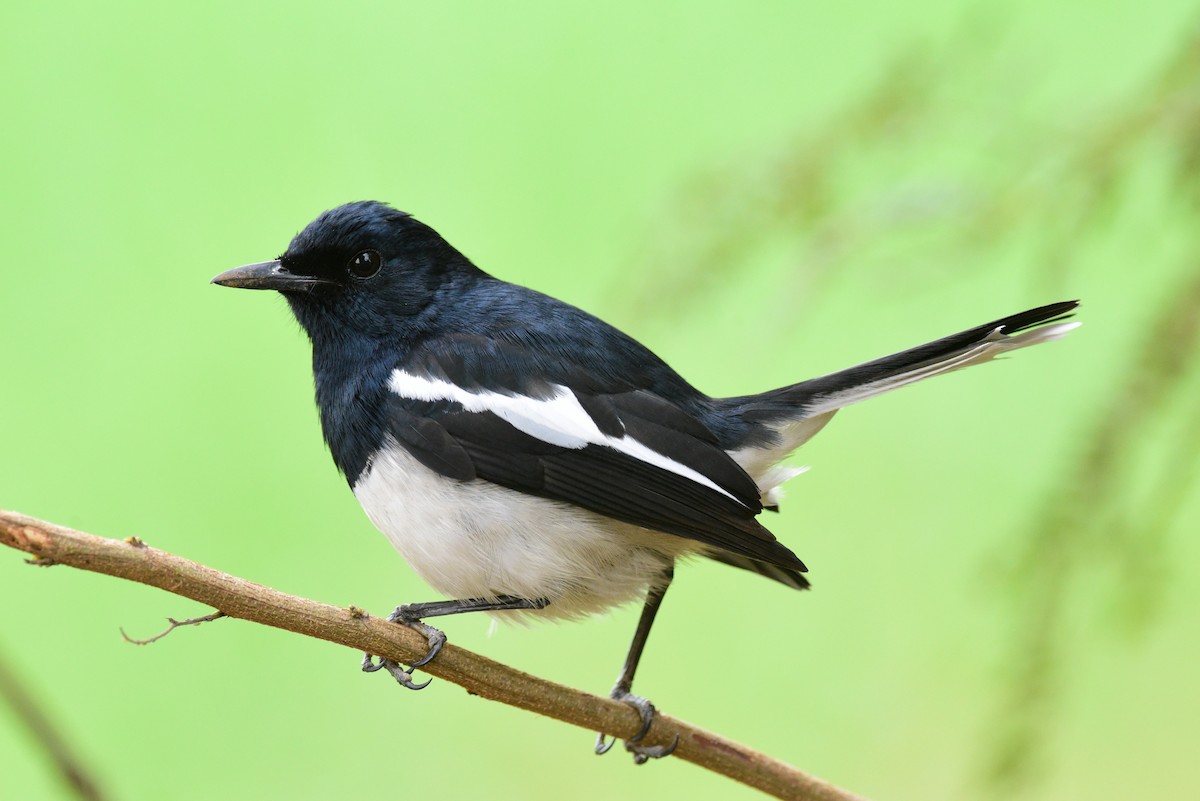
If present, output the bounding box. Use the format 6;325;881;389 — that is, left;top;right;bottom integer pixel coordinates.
0;510;865;801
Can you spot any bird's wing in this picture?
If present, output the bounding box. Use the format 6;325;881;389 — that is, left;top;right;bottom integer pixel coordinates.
380;338;805;571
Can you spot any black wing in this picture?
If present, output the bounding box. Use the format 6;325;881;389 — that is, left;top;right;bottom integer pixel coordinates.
383;338;806;572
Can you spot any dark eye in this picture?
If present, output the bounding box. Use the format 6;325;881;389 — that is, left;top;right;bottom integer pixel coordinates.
347;249;382;279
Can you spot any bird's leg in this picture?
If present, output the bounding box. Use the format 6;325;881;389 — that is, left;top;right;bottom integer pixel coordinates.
362;595;549;690
595;565;680;763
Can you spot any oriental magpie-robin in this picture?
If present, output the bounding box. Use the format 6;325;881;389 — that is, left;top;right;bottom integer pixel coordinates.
213;201;1078;761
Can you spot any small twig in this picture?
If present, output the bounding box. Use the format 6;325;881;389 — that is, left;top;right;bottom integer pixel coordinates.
120;611;227;645
0;510;866;801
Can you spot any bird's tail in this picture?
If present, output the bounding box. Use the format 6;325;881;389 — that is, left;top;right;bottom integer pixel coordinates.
722;300;1080;479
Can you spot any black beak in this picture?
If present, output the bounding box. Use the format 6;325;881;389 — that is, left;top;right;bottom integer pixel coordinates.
211;260;333;291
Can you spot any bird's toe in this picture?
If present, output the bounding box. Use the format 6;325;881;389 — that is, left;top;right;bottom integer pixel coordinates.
595;688;676;762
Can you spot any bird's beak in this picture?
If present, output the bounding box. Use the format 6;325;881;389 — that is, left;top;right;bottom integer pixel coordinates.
211;260;332;291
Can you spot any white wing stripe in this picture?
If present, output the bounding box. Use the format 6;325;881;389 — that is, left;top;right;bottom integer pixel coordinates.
388;370;743;505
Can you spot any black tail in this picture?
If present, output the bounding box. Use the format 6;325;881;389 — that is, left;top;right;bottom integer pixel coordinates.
728;300;1080;425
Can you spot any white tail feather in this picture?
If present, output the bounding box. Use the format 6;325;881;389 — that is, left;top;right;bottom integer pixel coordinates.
728;318;1079;503
801;321;1080;417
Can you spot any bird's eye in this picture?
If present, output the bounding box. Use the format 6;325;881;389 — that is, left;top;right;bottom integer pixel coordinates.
347;249;382;279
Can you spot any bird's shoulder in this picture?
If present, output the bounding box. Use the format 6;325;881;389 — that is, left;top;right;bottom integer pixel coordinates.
421;278;694;397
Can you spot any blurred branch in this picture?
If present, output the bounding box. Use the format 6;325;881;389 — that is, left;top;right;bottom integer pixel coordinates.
0;644;108;801
0;509;865;801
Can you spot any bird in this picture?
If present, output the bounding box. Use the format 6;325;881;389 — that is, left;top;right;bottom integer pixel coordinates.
212;200;1079;761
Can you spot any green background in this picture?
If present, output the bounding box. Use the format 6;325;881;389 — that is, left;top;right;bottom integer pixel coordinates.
3;2;1198;799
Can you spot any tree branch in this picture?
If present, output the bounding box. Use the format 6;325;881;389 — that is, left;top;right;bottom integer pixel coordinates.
0;510;866;801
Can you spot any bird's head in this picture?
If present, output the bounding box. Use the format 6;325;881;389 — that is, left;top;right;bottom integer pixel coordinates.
212;201;480;339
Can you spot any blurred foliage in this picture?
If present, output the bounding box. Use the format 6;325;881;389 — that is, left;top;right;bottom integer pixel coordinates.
625;20;1200;312
992;267;1200;791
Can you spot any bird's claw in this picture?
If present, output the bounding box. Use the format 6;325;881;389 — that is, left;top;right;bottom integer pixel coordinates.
628;735;680;764
594;731;616;755
594;689;678;762
387;608;447;669
360;653;432;690
361;607;447;689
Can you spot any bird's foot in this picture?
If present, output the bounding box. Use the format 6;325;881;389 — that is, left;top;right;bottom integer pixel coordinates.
360;653;432;690
386;605;448;668
360;605;448;690
594;689;679;764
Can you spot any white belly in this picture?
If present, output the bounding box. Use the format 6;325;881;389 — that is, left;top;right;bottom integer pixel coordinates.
353;443;695;620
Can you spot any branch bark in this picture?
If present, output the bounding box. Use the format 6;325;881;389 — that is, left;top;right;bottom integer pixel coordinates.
0;510;866;801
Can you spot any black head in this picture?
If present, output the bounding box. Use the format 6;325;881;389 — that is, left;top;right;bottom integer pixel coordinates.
213;201;482;340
